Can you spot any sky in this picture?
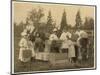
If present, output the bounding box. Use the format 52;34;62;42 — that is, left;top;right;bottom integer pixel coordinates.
12;1;95;27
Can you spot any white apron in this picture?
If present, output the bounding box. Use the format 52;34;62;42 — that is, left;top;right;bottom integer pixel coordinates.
18;38;35;62
61;40;69;49
68;40;76;58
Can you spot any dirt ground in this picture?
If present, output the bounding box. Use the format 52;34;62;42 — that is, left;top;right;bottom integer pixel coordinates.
13;36;94;73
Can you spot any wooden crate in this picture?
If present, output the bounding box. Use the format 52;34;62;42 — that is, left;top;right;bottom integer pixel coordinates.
48;53;68;65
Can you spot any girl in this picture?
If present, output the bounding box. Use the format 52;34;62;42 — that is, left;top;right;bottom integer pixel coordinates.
18;31;31;62
67;36;76;63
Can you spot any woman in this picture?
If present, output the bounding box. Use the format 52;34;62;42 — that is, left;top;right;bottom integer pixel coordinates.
27;39;35;60
60;30;71;53
79;30;89;62
76;30;88;63
34;33;44;52
49;28;59;53
18;31;31;62
43;38;51;61
67;36;76;63
35;33;45;60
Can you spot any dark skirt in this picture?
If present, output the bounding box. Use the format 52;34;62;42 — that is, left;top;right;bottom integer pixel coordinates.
50;40;61;53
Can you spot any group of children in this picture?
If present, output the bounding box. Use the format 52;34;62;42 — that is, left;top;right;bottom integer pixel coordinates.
18;21;89;64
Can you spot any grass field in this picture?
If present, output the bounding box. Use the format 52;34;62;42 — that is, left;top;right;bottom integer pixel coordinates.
14;31;95;73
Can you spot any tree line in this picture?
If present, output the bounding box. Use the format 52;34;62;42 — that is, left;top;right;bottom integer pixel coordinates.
14;8;94;37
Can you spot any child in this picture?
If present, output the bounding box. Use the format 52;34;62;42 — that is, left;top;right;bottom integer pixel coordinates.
18;31;31;62
67;36;76;63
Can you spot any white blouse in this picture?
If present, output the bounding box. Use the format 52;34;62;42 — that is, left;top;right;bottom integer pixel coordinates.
60;32;72;40
19;38;28;48
60;32;67;40
49;34;58;41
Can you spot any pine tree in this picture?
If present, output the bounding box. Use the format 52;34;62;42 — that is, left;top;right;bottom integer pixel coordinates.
84;17;94;29
89;18;94;29
46;11;53;33
84;17;89;29
60;10;67;31
75;10;82;29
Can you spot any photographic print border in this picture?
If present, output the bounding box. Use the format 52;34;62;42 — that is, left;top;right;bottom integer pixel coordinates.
11;0;97;74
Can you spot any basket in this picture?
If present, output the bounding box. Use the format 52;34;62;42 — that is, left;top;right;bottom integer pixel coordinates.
22;50;32;58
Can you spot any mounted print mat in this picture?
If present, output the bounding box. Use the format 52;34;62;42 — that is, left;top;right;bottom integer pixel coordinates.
11;0;96;74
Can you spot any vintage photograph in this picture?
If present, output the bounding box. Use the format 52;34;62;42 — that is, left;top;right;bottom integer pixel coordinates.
12;1;96;74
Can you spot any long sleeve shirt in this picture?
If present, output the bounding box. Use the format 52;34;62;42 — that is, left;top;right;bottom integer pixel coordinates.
19;38;28;48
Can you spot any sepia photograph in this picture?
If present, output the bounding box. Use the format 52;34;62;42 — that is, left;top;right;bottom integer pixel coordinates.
12;0;96;74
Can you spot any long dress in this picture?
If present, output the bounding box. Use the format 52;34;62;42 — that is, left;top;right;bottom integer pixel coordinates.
49;33;59;52
68;40;76;58
35;37;45;60
42;40;51;61
77;38;88;60
19;37;35;62
27;41;35;58
18;38;31;62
